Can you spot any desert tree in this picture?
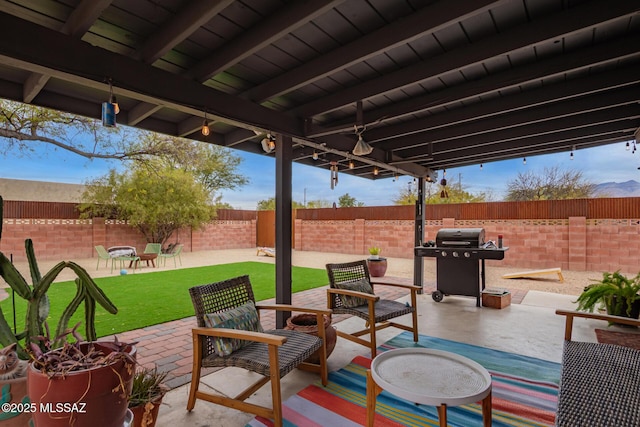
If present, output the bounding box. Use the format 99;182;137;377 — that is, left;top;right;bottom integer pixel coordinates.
505;166;595;201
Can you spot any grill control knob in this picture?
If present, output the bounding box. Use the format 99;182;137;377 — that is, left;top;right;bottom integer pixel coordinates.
464;252;471;258
453;251;459;257
440;251;447;257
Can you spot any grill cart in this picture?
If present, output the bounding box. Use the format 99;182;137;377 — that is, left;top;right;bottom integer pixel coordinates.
415;228;508;307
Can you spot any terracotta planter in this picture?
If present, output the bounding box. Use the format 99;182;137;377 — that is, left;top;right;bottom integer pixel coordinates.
0;376;32;427
285;314;337;364
130;393;164;427
27;342;136;427
367;257;387;277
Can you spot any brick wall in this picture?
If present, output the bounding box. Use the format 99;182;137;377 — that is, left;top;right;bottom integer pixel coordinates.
295;217;640;274
0;218;256;262
2;214;639;273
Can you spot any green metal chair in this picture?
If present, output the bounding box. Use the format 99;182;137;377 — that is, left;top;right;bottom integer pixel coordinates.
144;243;162;255
160;244;183;267
114;254;140;273
95;245;113;270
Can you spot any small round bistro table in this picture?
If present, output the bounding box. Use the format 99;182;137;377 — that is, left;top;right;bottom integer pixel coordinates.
366;348;492;427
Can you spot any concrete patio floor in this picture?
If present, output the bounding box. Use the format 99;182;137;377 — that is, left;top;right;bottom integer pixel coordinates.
155;288;603;427
2;248;606;426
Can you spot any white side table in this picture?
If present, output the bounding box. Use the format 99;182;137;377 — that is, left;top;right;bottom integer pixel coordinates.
366;348;492;427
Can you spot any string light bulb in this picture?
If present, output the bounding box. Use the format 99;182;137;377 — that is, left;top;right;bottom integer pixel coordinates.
348;160;354;169
570;145;575;160
523;157;527;165
312;151;318;160
201;110;210;136
480;163;483;170
373;166;379;176
626;141;630;151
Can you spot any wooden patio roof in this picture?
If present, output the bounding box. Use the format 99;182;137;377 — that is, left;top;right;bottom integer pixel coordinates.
0;0;638;180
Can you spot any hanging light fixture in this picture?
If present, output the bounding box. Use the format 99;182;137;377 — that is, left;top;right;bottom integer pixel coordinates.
312;151;319;160
626;141;631;151
101;79;117;127
201;109;210;136
480;163;483;170
373;166;379;176
261;134;276;153
523;157;527;165
348;159;355;169
570;145;576;160
353;132;373;155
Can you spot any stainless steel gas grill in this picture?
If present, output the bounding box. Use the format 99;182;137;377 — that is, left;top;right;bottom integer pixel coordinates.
414;228;508;307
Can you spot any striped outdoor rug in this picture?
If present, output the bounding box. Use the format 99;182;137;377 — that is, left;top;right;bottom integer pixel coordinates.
248;332;560;426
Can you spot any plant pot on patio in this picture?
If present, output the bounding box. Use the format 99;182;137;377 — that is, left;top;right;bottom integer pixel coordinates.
367;257;387;277
285;314;337;364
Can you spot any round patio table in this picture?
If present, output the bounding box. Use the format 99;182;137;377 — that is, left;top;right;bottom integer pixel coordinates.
366;348;492;427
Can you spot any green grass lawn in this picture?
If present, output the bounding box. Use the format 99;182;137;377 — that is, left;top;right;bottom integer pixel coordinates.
1;262;328;339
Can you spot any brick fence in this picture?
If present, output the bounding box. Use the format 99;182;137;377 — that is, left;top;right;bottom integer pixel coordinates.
2;202;639;273
0;218;256;263
294;216;640;273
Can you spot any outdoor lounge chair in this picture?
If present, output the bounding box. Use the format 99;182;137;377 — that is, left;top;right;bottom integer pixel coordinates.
555;309;640;427
187;275;329;427
94;245;113;270
326;260;420;358
159;244;183;267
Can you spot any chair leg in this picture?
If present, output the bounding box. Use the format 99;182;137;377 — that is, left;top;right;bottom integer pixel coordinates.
187;332;202;411
268;346;283;427
411;291;419;343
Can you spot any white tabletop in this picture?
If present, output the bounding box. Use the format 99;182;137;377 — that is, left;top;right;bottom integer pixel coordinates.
370;348;492;406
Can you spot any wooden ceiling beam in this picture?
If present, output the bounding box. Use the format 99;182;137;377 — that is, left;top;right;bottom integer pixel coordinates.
293;0;640;118
243;0;503;102
186;0;347;82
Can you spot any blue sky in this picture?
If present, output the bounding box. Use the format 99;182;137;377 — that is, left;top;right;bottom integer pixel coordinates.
1;138;638;209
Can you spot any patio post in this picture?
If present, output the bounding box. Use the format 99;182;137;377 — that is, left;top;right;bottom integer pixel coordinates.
275;133;293;328
414;177;425;293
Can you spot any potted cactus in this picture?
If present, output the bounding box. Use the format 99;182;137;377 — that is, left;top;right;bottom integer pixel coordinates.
128;366;169;427
0;195;127;426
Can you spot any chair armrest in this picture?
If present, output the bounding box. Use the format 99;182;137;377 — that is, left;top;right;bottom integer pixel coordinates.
255;304;332;317
370;281;421;292
192;327;287;346
556;309;640;341
327;288;380;301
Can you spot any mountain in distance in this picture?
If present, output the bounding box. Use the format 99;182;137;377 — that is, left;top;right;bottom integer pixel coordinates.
593;180;640;197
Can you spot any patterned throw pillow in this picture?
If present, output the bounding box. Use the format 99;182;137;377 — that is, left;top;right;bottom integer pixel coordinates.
333;279;374;308
203;301;264;356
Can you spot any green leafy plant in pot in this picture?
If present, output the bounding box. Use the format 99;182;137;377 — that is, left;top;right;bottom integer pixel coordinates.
128;366;169;427
575;270;640;320
0;195;127;426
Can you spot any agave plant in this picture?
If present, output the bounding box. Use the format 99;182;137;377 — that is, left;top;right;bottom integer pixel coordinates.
0;195;118;360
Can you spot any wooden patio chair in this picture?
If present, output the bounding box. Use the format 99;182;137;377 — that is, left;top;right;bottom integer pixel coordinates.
187;275;329;427
555;309;640;427
326;260;420;358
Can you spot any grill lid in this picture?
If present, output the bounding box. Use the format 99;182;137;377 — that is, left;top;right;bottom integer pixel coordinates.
436;228;485;247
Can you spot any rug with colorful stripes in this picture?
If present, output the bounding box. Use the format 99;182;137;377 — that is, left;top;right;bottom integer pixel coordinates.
248;332;560;426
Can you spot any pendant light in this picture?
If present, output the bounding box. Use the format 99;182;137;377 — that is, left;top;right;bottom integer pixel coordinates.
202;110;210;136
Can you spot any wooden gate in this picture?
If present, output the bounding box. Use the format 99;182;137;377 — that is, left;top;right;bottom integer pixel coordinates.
256;210;295;248
257;210;275;247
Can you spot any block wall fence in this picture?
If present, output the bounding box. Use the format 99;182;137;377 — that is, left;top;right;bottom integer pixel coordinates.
0;198;640;274
294;217;640;274
0;218;256;263
1;204;639;273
